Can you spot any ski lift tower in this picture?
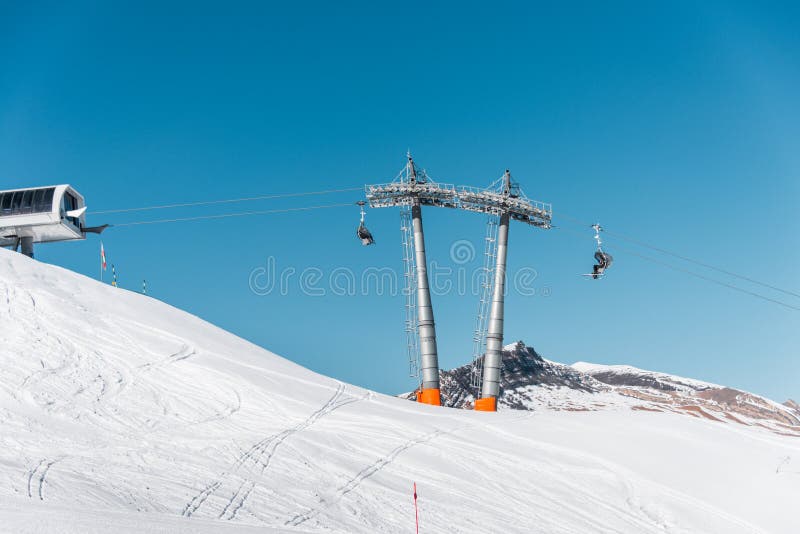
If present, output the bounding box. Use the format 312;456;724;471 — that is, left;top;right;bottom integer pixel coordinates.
365;154;459;406
365;155;552;410
460;170;552;411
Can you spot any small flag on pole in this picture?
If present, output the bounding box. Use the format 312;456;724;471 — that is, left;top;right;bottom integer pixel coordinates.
413;482;419;534
100;242;107;281
111;264;117;287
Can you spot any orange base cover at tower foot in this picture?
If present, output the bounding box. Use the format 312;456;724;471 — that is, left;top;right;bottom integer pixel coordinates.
474;397;496;412
416;388;441;406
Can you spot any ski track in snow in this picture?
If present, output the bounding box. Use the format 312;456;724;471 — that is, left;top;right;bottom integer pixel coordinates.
26;459;57;501
218;480;255;521
138;345;196;371
184;383;363;520
26;460;45;499
286;427;452;527
283;412;533;529
775;455;799;476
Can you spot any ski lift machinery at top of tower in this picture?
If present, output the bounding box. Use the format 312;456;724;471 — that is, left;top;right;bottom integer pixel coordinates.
364;157;552;226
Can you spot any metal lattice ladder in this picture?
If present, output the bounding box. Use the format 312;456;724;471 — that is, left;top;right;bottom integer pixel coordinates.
400;205;421;384
471;214;500;390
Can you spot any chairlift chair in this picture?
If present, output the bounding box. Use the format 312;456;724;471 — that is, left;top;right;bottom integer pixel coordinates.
583;224;613;279
356;201;375;246
592;250;613;279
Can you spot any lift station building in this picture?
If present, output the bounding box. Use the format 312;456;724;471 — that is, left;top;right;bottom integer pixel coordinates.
0;185;105;258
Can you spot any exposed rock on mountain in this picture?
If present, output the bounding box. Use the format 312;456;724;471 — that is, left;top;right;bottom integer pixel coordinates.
413;341;800;437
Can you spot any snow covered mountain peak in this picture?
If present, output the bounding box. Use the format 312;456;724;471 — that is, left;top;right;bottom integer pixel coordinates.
570;361;722;391
430;341;800;436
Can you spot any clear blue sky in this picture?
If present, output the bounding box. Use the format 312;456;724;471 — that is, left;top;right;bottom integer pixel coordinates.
2;1;798;402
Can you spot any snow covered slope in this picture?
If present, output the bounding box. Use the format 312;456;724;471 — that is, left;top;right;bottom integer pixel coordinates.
1;248;799;533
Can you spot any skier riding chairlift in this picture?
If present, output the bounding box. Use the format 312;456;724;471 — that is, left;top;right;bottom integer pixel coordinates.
356;201;375;246
592;250;613;279
586;224;613;279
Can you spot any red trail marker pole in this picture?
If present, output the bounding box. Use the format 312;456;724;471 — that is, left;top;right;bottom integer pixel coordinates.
413;482;419;534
